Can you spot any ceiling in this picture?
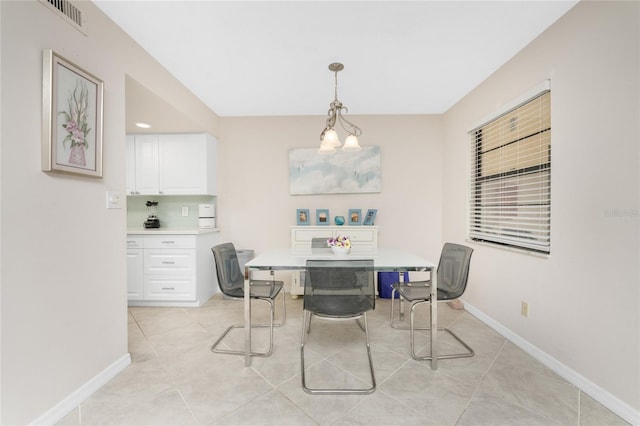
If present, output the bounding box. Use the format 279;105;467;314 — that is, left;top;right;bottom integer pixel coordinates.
94;1;577;118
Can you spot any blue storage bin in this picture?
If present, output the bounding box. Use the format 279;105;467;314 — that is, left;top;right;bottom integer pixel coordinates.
378;271;409;298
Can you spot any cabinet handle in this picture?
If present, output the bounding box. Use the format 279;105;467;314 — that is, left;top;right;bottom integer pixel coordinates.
161;241;175;244
161;261;175;265
161;287;175;291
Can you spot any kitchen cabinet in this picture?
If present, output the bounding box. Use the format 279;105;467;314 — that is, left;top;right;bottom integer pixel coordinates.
126;236;144;300
126;231;219;307
126;133;217;195
289;226;379;297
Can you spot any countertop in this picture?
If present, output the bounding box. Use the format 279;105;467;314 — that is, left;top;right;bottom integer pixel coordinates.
127;228;220;235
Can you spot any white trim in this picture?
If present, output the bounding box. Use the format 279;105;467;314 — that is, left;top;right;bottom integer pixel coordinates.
128;299;201;308
30;353;132;426
468;79;551;132
463;302;640;426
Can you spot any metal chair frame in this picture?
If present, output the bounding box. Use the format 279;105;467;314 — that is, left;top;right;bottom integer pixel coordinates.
389;243;474;361
210;243;286;358
300;259;376;395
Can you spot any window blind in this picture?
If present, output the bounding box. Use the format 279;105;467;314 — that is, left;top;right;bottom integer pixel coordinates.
469;90;551;253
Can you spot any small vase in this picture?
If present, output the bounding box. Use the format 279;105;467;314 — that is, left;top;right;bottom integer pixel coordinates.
334;216;345;226
68;145;86;166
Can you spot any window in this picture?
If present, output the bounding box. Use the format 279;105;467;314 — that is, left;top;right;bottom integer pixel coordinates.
469;87;551;254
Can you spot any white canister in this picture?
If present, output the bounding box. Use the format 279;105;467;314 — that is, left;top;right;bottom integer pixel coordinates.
198;204;215;218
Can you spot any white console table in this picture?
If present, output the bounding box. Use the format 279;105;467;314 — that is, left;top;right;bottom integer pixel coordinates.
289;226;379;296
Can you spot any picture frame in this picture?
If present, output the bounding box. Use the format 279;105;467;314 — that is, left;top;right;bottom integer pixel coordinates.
42;50;104;177
363;209;378;226
296;209;310;226
316;209;330;226
348;209;362;226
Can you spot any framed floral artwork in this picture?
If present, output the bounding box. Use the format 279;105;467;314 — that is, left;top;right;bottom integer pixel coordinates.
42;50;104;177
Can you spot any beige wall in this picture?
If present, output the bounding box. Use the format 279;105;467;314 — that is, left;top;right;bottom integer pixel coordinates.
217;115;444;266
443;0;639;415
0;1;218;424
1;0;638;423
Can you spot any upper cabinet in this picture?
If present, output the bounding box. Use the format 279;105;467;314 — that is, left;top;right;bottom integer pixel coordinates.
127;133;218;196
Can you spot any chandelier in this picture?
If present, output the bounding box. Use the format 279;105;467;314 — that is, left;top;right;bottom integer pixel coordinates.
319;62;362;154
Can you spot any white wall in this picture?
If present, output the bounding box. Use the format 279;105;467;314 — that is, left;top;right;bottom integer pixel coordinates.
0;2;219;423
443;0;639;417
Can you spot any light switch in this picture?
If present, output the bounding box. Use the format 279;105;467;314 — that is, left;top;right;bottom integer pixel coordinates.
106;191;122;209
182;206;189;216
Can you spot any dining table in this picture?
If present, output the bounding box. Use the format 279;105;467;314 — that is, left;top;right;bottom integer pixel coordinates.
243;247;439;369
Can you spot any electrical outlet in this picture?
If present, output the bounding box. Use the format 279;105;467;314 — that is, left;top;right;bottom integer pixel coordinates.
521;301;529;317
181;206;189;217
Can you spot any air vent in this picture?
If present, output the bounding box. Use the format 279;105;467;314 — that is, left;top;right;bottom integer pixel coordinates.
38;0;86;35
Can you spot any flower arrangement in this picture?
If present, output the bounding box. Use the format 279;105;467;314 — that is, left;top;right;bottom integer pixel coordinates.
59;81;91;166
327;235;351;249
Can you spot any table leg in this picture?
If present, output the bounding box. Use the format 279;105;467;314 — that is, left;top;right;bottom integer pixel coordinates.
430;266;438;370
399;271;405;321
244;268;252;366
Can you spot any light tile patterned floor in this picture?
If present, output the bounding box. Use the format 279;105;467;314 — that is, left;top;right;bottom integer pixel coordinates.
58;295;628;425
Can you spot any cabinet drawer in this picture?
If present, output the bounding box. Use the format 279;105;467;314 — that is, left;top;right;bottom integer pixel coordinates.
293;229;334;242
144;249;195;275
144;235;196;249
144;276;195;301
126;236;144;249
347;229;376;243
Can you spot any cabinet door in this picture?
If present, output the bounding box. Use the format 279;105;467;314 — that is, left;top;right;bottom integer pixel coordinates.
127;249;144;300
133;134;160;194
126;135;136;195
158;134;207;194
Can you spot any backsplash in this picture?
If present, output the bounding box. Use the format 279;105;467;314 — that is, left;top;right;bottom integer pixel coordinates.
127;195;216;229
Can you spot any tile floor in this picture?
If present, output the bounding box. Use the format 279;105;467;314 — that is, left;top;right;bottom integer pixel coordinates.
59;295;629;425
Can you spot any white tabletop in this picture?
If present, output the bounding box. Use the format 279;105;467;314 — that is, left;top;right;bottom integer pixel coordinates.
245;247;435;271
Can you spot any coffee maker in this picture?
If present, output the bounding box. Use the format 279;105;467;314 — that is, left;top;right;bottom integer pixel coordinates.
143;200;160;229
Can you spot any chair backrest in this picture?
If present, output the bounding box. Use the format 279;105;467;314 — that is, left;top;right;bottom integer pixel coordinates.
211;242;244;298
311;237;330;253
437;243;473;300
304;259;375;316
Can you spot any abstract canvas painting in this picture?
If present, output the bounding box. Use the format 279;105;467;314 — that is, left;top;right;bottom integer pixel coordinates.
289;146;381;195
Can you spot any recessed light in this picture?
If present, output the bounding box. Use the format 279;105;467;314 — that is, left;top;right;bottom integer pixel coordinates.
135;122;151;129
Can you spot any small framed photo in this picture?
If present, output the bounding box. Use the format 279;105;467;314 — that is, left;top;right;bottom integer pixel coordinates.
296;209;310;226
42;50;104;177
316;209;330;226
348;209;362;226
363;209;378;226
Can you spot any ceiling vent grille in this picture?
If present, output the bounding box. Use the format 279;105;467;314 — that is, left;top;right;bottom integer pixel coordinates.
38;0;86;35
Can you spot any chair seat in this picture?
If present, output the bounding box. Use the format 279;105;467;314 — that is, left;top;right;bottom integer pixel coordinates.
305;294;374;317
222;280;283;299
395;281;453;302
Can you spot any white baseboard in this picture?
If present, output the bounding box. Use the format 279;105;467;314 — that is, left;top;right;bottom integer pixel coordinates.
463;301;639;426
30;353;132;426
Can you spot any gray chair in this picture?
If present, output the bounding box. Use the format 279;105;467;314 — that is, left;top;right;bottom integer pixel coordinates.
301;259;376;394
390;243;474;361
210;242;286;357
311;237;330;253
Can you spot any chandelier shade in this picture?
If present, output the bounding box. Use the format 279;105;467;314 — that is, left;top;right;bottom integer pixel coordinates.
318;62;362;154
